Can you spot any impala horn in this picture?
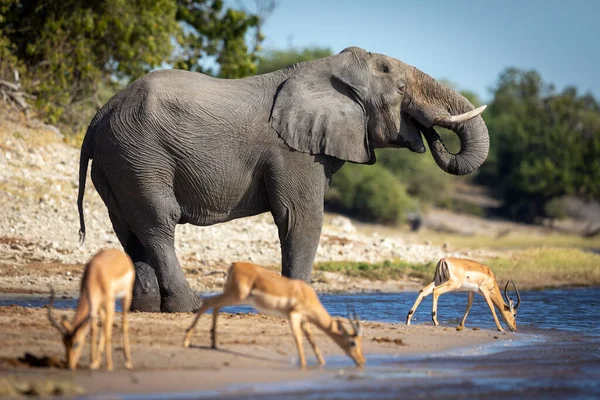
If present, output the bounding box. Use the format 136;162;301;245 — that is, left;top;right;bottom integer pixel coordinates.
346;305;363;336
504;280;521;310
47;287;67;335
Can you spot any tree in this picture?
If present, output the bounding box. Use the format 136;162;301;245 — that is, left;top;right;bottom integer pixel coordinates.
0;0;178;125
173;0;269;78
0;0;268;131
256;46;332;75
478;68;600;222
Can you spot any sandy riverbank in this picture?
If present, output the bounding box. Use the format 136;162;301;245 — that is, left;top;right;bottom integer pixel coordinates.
0;305;508;397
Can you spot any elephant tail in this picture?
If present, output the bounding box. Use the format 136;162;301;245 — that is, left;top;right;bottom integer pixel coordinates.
76;91;122;246
77;116;100;246
77;145;90;246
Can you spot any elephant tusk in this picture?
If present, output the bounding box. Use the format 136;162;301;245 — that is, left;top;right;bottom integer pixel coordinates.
435;105;487;125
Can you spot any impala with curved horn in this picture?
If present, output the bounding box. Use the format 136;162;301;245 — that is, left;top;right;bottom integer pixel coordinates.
47;248;135;370
405;257;521;332
183;262;365;368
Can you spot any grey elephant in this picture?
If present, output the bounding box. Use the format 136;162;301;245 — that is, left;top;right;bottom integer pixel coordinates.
77;46;489;312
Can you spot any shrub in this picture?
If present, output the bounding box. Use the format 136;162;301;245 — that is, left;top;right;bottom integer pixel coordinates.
326;163;415;225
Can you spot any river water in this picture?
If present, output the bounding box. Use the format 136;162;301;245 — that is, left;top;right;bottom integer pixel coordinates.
2;287;600;399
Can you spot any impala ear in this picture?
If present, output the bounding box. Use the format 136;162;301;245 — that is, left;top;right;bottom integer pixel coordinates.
270;52;374;164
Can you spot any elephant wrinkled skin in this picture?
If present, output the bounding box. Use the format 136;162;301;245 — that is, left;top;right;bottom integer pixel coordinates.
77;47;489;312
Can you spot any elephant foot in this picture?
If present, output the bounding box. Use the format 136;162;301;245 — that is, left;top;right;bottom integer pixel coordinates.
131;261;161;312
161;288;202;313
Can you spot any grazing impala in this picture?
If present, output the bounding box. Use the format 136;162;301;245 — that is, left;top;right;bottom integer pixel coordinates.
183;262;365;368
47;248;135;370
405;257;521;332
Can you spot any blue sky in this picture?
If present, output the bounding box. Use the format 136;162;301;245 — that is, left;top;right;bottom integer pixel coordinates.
248;0;599;102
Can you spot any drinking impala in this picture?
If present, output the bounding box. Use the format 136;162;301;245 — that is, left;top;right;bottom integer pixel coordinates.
406;257;521;332
183;262;365;368
47;248;135;370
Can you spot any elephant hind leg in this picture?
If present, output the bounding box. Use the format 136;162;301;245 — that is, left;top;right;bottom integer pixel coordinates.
109;209;161;313
126;197;201;313
92;165;161;312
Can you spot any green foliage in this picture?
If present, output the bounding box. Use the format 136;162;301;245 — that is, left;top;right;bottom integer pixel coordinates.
0;0;264;132
478;68;600;222
0;20;19;77
173;0;263;78
543;197;567;220
325;163;415;225
376;148;455;207
256;46;333;75
1;0;178;128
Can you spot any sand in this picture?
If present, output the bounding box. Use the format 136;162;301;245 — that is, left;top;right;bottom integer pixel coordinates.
0;305;508;397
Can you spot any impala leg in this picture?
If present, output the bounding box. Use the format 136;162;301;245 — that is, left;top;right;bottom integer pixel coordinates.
301;321;325;366
91;309;106;369
457;291;474;331
183;294;240;348
90;315;98;369
210;307;220;349
406;282;434;325
122;294;133;369
481;290;505;332
289;312;306;369
103;299;115;371
431;283;456;326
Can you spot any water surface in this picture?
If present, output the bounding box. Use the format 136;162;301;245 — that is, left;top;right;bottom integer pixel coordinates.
3;287;599;399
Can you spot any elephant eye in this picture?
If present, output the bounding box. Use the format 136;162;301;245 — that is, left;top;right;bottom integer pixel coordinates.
382;65;390;73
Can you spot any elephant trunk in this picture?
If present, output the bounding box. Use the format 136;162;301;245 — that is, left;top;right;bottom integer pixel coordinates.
409;68;490;176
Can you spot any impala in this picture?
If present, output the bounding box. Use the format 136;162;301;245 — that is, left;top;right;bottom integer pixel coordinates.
405;257;521;332
47;248;135;370
183;262;365;368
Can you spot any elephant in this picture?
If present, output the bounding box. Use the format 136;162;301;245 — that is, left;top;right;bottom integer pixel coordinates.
77;46;489;313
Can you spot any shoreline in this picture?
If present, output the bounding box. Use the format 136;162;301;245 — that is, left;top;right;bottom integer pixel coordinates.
0;305;510;397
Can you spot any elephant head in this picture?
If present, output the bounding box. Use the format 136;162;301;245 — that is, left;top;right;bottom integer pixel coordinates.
270;46;489;175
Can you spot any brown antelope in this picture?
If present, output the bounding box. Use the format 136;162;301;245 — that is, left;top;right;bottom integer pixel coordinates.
47;248;135;370
406;257;521;332
183;262;365;368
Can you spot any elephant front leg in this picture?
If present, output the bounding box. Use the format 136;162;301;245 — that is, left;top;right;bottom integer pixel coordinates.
275;208;323;282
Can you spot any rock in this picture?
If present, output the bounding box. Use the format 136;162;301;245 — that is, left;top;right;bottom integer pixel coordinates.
330;216;356;233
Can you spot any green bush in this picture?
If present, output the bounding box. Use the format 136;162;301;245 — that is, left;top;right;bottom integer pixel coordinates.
376;148;457;207
326;163;415;225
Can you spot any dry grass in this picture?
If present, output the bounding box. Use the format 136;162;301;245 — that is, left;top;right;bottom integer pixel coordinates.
315;259;436;285
483;247;600;289
0;109;61;150
316;247;600;290
412;230;600;251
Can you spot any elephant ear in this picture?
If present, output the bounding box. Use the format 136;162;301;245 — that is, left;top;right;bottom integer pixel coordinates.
270;53;373;164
